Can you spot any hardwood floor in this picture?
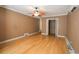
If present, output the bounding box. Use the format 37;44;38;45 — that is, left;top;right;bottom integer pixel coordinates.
0;33;68;54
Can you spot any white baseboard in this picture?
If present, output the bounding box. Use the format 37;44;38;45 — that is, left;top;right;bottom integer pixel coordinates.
0;32;39;44
24;32;39;36
28;32;39;36
57;35;65;37
0;35;25;44
57;35;75;54
64;36;75;54
24;33;29;36
41;33;48;35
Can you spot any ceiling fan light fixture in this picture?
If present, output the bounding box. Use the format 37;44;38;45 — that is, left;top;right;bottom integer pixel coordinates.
34;11;39;16
32;7;45;17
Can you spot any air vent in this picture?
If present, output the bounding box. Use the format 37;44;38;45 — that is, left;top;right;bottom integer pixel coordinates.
71;7;77;12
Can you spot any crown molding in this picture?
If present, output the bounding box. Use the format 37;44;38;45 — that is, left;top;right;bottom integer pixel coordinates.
3;6;30;15
2;6;70;18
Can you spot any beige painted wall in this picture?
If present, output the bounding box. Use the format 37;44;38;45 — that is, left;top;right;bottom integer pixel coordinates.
67;8;79;53
41;18;46;33
0;7;39;42
0;7;7;41
41;15;67;36
58;15;67;36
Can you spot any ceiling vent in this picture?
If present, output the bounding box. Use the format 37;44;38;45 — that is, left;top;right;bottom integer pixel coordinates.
71;7;77;12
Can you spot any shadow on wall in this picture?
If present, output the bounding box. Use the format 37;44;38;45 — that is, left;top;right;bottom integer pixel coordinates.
0;7;7;53
0;7;7;41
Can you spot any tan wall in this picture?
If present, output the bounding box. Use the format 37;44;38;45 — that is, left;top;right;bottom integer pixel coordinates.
0;7;39;42
0;7;7;41
67;8;79;53
41;18;46;33
41;15;67;36
58;15;67;36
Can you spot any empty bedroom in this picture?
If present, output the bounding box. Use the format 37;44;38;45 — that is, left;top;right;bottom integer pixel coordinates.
0;5;79;54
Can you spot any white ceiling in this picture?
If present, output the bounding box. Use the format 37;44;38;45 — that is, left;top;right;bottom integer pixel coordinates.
2;5;74;17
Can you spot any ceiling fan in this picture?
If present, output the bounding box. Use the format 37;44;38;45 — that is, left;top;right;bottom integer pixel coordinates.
32;7;45;17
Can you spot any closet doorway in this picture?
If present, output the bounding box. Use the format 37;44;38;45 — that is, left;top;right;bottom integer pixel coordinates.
46;18;59;36
49;20;56;36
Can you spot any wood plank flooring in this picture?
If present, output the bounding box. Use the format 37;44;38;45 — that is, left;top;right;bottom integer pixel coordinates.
0;33;68;54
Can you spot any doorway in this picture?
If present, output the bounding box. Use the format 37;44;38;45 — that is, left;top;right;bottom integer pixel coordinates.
49;20;56;36
46;18;59;36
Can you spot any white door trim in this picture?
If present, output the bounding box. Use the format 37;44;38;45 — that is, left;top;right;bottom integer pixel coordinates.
46;17;59;36
39;18;42;32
